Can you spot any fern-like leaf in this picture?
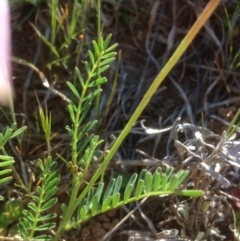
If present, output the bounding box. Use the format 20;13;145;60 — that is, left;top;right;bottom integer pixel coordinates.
0;124;27;200
70;167;203;229
18;157;59;240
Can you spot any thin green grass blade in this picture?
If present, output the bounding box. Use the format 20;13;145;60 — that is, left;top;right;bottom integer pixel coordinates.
30;23;59;58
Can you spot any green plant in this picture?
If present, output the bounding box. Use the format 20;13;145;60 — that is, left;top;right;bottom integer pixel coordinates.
0;123;27;199
223;1;240;70
30;0;91;70
19;157;59;240
0;0;223;240
37;98;52;156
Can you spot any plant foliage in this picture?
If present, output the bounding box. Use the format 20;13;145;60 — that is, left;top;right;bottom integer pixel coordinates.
18;157;59;240
0;123;27;200
65;34;117;169
66;167;203;230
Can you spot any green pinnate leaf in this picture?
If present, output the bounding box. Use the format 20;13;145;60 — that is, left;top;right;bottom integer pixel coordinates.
48;159;57;171
42;187;58;202
176;190;204;197
86;188;94;213
103;178;115;203
112;193;120;207
101;52;117;59
77;135;93;158
99;36;104;51
145;172;153;194
77;121;98;141
34;235;52;241
32;196;39;203
0;155;14;161
75;67;84;88
80;205;87;219
104;43;118;54
83;89;102;101
67;82;80;98
166;167;174;180
44;157;52;169
78;102;92;125
38;213;56;222
45;170;58;183
37;186;42;194
61;203;67;215
0;176;12;185
99;57;116;67
20;216;32;228
113;176;122;195
35;222;56;231
10;123;17;131
95;182;104;202
168;175;178;191
127;173;138;187
123;174;138;202
92;40;99;55
91;195;99;215
45;176;59;192
40;198;57;212
124;184;134;202
139;169;147;180
162;173;167;192
135;179;144;198
103;34;112;49
0;169;12;175
4;199;24;220
153;168;161;192
84;61;91;76
88;77;107;87
102;196;112;211
3;127;13;141
93;65;109;76
37;159;44;172
22;210;34;222
176;170;189;186
65;125;73;136
28;202;37;213
10;126;27;139
88;50;95;66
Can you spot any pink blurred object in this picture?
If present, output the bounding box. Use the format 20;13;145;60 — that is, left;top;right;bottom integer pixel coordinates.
0;0;14;106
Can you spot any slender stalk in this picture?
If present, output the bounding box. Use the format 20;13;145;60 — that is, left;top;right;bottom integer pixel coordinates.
94;0;102;128
53;176;82;239
50;0;59;45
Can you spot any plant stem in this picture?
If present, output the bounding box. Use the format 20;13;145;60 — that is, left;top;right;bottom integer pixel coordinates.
53;176;82;240
94;0;102;129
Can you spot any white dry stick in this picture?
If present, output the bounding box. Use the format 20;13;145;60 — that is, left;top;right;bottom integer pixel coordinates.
0;0;14;106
